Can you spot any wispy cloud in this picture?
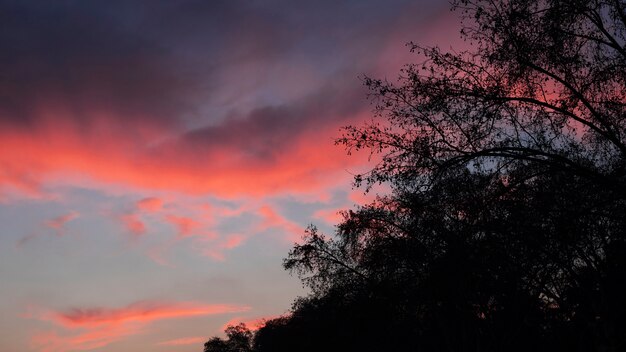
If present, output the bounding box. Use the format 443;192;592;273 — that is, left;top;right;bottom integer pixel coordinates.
257;205;303;241
201;233;247;261
45;211;80;236
313;208;344;225
164;214;200;237
120;213;146;237
29;301;250;352
47;301;247;328
16;211;80;246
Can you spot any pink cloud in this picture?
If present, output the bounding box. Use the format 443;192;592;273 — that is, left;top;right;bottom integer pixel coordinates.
164;214;200;237
313;208;344;225
136;197;163;212
0;165;45;200
45;211;79;236
0;106;368;199
197;205;305;260
118;198;173;241
257;205;303;241
29;301;250;352
0;2;463;204
212;203;248;218
220;315;281;332
222;234;245;249
201;234;247;261
31;324;141;352
47;301;248;328
120;213;146;236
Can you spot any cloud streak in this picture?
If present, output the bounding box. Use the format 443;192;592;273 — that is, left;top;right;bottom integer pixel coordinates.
47;301;248;328
45;211;79;235
257;205;304;241
30;300;250;352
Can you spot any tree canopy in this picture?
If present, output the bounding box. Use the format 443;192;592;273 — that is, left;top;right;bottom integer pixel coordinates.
204;0;626;351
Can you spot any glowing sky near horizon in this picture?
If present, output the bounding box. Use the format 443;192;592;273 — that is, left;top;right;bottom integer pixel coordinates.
0;1;461;351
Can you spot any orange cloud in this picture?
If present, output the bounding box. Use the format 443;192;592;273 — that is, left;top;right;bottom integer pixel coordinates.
31;323;141;352
0;107;368;199
30;301;250;352
47;301;248;328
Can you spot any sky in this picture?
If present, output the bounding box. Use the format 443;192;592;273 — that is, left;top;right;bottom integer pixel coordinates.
0;1;462;351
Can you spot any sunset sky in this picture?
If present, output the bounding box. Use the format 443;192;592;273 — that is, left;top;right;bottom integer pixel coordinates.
0;1;461;351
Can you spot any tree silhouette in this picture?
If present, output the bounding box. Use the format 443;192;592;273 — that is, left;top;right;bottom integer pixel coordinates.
349;0;626;190
204;323;253;352
204;0;626;350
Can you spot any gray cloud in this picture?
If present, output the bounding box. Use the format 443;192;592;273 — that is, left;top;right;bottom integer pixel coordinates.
0;0;447;157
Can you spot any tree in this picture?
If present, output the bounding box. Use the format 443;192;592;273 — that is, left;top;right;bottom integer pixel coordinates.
204;337;229;352
204;323;253;352
341;0;626;193
204;1;626;350
285;0;626;351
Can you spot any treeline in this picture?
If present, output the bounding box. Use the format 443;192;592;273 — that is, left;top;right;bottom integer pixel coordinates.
205;0;626;351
